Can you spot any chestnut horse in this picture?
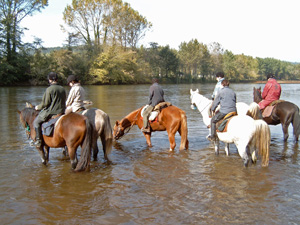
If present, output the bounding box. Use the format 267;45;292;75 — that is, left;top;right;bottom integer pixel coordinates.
113;105;188;151
18;105;92;171
253;87;300;142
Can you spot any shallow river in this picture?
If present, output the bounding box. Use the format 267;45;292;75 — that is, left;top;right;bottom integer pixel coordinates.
1;83;300;224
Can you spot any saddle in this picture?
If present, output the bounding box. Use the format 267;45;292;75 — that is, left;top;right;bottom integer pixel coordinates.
42;114;63;136
141;102;172;122
262;100;285;118
216;111;237;132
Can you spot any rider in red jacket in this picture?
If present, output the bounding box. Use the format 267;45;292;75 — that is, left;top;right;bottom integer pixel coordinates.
258;73;281;110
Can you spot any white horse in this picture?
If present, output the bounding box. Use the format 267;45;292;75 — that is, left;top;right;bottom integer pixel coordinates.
190;89;270;167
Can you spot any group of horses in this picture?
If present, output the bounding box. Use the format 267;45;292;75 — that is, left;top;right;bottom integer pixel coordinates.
18;87;300;171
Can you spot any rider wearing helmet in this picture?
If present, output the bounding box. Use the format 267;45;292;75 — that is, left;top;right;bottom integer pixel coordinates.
65;74;86;114
33;72;66;148
258;73;281;110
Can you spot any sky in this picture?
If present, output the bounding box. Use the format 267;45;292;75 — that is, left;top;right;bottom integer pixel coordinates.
21;0;300;62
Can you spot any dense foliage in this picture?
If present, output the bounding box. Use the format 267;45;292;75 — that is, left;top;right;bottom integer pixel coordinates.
0;0;299;86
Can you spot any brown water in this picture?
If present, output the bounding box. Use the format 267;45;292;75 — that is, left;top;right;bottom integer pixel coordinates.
1;83;300;224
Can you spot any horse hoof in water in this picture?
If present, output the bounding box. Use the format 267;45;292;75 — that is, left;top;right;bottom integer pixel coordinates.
243;158;249;167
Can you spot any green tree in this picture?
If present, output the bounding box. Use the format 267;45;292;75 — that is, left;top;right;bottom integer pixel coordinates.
0;0;48;84
89;45;138;84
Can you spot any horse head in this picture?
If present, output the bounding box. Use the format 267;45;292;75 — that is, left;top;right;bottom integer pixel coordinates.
113;120;126;140
190;89;200;108
253;87;262;103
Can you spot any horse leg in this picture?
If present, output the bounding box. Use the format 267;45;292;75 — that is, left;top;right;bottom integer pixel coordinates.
62;146;69;157
281;123;289;142
36;146;47;165
167;132;176;151
143;133;152;147
44;146;50;163
224;143;230;156
237;144;250;167
92;135;99;161
214;139;220;155
68;147;78;169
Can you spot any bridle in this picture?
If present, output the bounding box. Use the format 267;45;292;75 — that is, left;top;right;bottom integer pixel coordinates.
115;108;142;139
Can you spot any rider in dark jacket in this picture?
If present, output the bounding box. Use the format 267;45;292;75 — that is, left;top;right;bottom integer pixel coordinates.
207;79;237;141
33;72;66;148
141;78;165;133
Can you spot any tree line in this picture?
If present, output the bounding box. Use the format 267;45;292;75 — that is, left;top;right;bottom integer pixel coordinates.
1;0;299;86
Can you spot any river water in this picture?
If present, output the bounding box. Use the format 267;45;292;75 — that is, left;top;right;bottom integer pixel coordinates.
1;83;300;224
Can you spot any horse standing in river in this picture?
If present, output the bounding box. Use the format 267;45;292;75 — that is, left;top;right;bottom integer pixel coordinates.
113;105;188;151
190;89;270;167
81;108;113;162
18;104;92;171
253;87;300;142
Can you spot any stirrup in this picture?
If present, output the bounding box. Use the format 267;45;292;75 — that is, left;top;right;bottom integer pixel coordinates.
34;139;42;148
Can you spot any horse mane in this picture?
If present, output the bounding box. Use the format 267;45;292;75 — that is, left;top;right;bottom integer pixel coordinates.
21;108;39;124
253;87;262;103
122;107;142;126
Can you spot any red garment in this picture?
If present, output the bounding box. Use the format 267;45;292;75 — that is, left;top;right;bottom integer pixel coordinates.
258;78;281;110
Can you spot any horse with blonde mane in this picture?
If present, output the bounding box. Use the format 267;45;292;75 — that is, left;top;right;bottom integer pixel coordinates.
190;89;270;167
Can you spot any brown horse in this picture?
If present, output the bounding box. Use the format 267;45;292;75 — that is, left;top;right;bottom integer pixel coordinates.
113;105;189;151
18;105;92;171
253;87;300;142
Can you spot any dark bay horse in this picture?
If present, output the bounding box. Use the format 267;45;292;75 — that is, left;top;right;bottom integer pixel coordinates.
18;105;93;171
113;105;189;151
253;87;300;142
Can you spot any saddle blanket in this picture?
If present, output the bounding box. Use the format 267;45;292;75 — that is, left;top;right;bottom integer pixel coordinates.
262;100;284;118
42;115;62;136
141;102;172;121
216;112;237;132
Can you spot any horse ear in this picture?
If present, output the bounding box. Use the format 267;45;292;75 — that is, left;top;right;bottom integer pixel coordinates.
115;120;119;126
196;89;199;93
26;102;33;108
190;89;193;94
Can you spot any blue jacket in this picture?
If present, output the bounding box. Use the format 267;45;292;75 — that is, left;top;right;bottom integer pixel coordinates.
211;86;236;114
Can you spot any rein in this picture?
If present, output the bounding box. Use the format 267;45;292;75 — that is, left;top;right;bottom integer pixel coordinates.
200;101;212;113
117;108;142;139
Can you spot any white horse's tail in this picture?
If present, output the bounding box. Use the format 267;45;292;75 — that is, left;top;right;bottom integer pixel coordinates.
247;102;262;120
253;120;270;167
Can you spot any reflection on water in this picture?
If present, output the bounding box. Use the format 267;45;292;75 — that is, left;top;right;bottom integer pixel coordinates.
1;83;300;224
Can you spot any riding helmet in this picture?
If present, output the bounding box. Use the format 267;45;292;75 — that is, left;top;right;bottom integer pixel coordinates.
47;72;58;81
67;75;77;84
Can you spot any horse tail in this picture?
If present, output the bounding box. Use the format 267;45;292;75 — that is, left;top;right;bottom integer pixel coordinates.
247;102;262;120
292;106;300;140
179;111;188;150
103;114;113;159
75;118;93;172
253;120;270;167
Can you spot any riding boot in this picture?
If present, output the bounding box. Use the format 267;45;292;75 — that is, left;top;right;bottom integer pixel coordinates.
34;127;42;148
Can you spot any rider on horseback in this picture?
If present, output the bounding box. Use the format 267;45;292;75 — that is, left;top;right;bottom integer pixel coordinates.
65;75;86;114
141;78;165;133
207;79;237;142
33;72;66;148
258;73;281;110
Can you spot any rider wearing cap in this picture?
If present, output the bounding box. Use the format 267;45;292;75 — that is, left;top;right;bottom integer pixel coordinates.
258;73;281;110
33;72;66;148
65;75;86;114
